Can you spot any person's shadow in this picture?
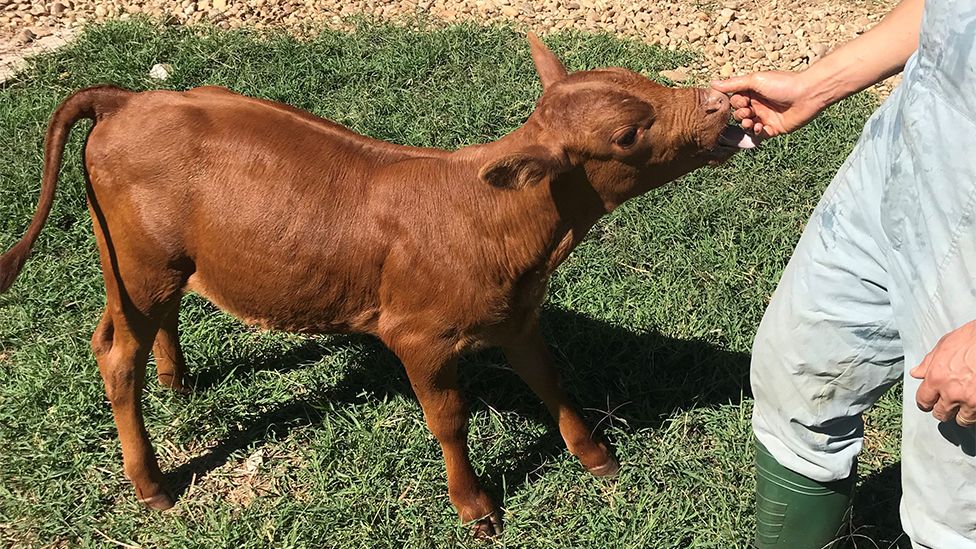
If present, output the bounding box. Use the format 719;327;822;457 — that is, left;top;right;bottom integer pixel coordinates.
854;463;908;548
164;305;905;544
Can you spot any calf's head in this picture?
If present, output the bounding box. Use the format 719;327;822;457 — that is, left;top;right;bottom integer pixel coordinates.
481;34;754;208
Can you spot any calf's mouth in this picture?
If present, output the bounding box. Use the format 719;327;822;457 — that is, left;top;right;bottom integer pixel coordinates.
718;125;759;149
702;124;760;162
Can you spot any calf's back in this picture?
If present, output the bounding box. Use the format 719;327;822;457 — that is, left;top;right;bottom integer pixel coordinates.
84;86;548;341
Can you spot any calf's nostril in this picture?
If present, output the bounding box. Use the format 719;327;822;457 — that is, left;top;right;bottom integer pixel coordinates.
702;90;729;114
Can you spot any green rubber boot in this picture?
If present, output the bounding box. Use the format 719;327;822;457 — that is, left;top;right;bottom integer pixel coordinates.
755;440;855;549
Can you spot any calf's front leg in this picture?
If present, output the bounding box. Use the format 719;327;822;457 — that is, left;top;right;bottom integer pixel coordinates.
503;324;619;476
393;343;502;537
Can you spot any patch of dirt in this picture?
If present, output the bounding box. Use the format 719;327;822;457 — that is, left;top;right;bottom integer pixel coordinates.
0;0;898;91
0;25;73;82
152;438;300;512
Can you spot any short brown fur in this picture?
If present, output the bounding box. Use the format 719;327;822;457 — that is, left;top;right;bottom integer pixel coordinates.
0;35;733;536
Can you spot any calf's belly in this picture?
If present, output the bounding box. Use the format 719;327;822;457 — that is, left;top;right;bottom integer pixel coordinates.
184;252;381;335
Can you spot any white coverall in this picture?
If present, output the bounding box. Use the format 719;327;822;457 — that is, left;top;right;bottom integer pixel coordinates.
751;2;976;546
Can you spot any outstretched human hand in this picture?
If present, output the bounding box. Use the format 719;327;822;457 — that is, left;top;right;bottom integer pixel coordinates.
711;71;826;138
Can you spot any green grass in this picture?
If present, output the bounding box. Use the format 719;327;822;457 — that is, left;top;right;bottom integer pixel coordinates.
0;20;904;548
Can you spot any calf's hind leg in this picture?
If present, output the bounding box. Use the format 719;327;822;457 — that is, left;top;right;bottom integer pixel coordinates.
153;300;190;394
88;189;184;509
92;301;173;509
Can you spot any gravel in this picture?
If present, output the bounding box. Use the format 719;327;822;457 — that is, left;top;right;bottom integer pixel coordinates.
0;0;898;92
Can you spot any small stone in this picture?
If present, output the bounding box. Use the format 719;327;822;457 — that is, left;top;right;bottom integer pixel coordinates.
50;2;65;15
716;7;734;27
15;27;35;44
659;67;690;83
243;449;264;475
720;62;734;77
213;0;227;11
765;51;780;62
670;23;688;39
148;63;174;80
500;4;517;16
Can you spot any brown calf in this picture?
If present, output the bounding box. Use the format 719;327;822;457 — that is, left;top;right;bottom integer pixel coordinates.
0;35;747;535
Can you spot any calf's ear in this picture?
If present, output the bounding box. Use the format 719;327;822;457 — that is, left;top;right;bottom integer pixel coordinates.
527;33;568;90
479;147;568;189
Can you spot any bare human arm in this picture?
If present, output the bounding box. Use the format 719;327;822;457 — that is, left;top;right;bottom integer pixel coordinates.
711;0;924;137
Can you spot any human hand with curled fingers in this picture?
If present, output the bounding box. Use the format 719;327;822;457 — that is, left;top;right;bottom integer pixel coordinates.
710;71;825;138
912;320;976;428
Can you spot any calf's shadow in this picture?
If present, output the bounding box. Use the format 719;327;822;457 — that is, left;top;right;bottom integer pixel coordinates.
163;305;904;543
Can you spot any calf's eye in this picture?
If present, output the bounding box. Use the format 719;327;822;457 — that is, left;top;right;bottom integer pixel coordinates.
614;127;638;148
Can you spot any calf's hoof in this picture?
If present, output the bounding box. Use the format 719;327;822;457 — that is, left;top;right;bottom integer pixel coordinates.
157;374;192;395
587;456;620;478
170;385;192;396
137;489;175;511
470;510;504;539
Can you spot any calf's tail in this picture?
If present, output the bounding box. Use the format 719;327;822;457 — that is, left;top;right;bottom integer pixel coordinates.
0;85;130;293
